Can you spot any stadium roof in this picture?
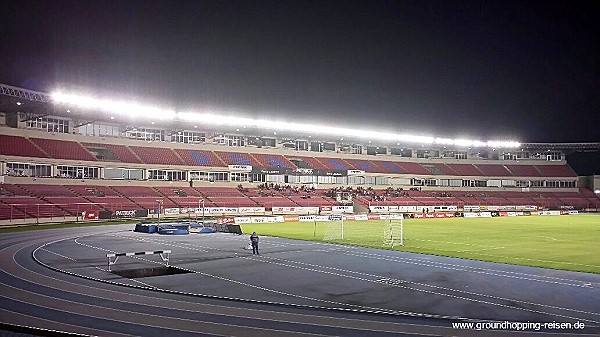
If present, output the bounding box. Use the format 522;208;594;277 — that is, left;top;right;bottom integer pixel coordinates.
1;83;599;152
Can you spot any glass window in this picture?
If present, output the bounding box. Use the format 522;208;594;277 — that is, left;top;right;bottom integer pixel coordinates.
26;117;70;133
171;131;205;144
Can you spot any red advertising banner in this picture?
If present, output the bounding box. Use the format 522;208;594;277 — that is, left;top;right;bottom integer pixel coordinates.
367;214;381;220
217;217;235;224
82;210;99;220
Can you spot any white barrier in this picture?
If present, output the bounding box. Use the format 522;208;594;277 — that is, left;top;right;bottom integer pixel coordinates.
106;250;171;271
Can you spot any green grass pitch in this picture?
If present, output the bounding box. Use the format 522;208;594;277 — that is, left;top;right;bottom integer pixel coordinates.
242;214;600;274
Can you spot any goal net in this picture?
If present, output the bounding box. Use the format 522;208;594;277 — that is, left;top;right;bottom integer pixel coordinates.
383;214;404;247
323;214;344;240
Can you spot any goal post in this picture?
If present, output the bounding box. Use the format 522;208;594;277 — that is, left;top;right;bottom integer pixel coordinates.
323;213;344;241
384;214;404;247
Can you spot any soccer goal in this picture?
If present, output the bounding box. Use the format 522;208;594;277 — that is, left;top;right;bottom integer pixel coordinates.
323;214;344;240
383;214;404;247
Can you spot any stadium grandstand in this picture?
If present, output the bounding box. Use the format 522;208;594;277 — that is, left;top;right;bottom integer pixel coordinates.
1;82;599;223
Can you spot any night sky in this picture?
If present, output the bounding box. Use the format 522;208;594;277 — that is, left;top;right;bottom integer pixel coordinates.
1;1;598;146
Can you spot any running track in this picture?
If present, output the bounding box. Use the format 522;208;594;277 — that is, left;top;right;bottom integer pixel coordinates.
1;224;599;336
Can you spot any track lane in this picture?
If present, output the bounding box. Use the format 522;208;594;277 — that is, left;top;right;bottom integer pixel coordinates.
1;226;598;336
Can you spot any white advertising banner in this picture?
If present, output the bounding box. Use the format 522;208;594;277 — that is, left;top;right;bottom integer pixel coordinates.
539;211;561;216
464;205;481;211
234;217;251;224
369;205;389;213
164;208;180;215
332;205;353;213
353;214;368;221
250;216;285;223
433;205;458;212
398;206;418;213
228;165;252;172
239;207;265;214
299;215;317;222
347;170;365;175
208;207;239;214
272;206;319;214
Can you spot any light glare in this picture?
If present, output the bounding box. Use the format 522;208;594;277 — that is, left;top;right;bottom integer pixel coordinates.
53;90;520;148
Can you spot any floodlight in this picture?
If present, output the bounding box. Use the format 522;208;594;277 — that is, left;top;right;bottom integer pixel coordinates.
51;89;521;148
52;91;176;120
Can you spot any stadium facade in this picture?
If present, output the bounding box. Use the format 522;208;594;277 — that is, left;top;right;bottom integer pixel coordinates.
1;83;599;223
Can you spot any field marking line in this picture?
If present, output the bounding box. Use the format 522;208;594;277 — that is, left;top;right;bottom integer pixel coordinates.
240;254;600;324
322;248;599;288
252;253;600;318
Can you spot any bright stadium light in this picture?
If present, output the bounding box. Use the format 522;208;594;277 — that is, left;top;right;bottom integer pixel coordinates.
51;90;521;148
52;91;176;120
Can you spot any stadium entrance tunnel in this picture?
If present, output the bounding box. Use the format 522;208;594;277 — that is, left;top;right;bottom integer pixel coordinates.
111;266;191;278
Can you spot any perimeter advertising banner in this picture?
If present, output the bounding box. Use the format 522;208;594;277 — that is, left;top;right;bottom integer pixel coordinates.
115;209;148;218
332;205;353;213
272;206;319;214
82;210;99;220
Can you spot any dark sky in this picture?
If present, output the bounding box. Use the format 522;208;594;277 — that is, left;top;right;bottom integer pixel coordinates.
1;0;598;144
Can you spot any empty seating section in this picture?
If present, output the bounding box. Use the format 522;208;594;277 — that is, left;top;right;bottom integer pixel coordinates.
214;151;261;166
198;187;245;197
290;156;328;170
344;159;381;172
130;146;185;165
154;187;203;197
111;186;162;197
0;135;48;158
244;188;283;197
86;197;139;210
289;196;334;207
377;161;406;174
396;162;431;175
131;197;177;208
430;164;458;175
535;165;576;177
250;197;298;208
320;158;353;170
0;196;65;219
45;197;100;215
83;143;143;163
173;197;216;207
1;182;599;220
175;149;225;167
0;202;28;220
90;186;121;196
580;188;598;198
206;197;258;207
505;165;541;177
252;154;296;169
66;185;110;197
30;138;96;161
474;164;512;176
445;164;483;176
0;184;31;196
19;184;76;197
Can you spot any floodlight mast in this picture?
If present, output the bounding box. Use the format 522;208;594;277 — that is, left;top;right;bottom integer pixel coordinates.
156;199;162;224
199;199;205;223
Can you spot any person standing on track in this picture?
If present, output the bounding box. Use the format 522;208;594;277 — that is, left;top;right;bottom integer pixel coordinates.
250;232;260;255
